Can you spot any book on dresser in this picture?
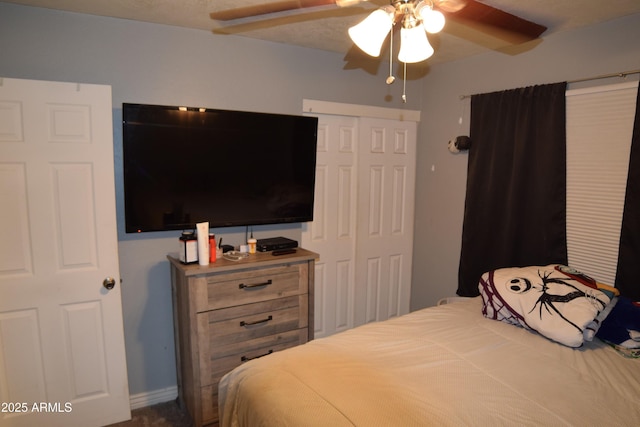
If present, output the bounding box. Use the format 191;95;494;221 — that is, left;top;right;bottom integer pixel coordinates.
168;248;318;426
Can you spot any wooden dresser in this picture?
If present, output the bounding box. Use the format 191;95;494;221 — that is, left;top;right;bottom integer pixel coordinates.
168;248;317;426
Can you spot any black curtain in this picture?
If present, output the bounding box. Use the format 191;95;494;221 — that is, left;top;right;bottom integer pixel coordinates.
615;86;640;300
457;83;568;297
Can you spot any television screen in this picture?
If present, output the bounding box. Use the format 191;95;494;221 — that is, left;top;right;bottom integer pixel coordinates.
122;103;318;233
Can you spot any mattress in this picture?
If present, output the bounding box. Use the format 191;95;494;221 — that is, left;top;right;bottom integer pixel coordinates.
218;297;640;426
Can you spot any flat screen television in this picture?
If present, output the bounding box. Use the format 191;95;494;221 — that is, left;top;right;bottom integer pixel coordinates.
122;103;318;233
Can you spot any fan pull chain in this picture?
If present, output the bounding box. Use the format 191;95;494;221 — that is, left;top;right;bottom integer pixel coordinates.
386;26;395;85
402;62;407;103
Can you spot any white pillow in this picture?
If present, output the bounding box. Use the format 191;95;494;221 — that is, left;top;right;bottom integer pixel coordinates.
479;265;612;348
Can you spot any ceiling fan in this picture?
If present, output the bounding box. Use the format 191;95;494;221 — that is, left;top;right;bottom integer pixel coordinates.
210;1;547;46
211;1;547;101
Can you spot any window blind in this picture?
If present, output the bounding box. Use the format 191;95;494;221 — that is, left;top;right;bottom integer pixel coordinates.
565;81;638;285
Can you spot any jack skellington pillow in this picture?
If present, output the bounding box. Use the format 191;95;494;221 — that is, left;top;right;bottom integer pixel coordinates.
479;265;614;347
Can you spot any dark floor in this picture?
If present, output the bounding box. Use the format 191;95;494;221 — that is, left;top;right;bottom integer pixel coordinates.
105;399;193;427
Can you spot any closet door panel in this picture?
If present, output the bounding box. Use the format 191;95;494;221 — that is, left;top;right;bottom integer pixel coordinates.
355;118;416;326
302;115;358;338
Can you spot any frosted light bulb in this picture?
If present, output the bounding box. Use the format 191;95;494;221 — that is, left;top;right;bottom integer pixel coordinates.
348;7;394;57
398;24;434;63
423;9;445;33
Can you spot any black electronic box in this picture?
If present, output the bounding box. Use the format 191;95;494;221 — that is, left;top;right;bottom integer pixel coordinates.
256;237;299;252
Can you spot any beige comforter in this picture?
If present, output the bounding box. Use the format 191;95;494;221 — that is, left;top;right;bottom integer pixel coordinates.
219;297;640;426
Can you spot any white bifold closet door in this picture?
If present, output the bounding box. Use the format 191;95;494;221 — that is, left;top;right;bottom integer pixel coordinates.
302;110;417;338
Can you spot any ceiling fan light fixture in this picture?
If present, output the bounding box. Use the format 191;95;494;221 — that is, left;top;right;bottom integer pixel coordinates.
348;6;394;57
398;24;434;63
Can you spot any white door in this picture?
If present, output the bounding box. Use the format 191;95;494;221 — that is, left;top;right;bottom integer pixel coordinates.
355;117;416;326
302;113;416;337
0;78;130;426
302;114;359;338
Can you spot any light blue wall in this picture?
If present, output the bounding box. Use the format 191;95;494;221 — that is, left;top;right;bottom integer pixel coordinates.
412;13;640;310
0;2;422;397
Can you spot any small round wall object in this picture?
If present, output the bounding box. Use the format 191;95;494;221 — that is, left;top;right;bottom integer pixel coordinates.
448;135;471;153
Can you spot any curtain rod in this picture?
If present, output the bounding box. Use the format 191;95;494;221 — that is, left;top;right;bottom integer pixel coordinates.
459;69;640;100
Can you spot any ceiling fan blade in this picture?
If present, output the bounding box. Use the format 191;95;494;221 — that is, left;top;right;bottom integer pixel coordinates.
444;0;547;43
433;0;468;14
335;0;368;6
211;0;360;21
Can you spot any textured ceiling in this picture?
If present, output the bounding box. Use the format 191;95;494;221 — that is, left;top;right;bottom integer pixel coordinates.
6;0;640;65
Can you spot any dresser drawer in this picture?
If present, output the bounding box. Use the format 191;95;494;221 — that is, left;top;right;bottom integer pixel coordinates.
199;335;308;426
203;329;308;387
200;332;308;425
204;295;308;345
202;264;307;311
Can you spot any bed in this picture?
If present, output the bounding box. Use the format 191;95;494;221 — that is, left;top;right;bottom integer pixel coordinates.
218;265;640;426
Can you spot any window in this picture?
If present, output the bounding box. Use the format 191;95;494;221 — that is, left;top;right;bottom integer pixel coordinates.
566;81;638;285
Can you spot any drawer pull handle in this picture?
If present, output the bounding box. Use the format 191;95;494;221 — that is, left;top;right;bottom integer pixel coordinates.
239;279;273;289
240;315;273;327
241;350;273;362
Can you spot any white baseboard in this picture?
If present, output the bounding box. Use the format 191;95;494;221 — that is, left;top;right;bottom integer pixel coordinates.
129;385;178;410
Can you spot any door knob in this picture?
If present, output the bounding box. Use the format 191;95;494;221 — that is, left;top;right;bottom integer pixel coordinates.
103;277;116;290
